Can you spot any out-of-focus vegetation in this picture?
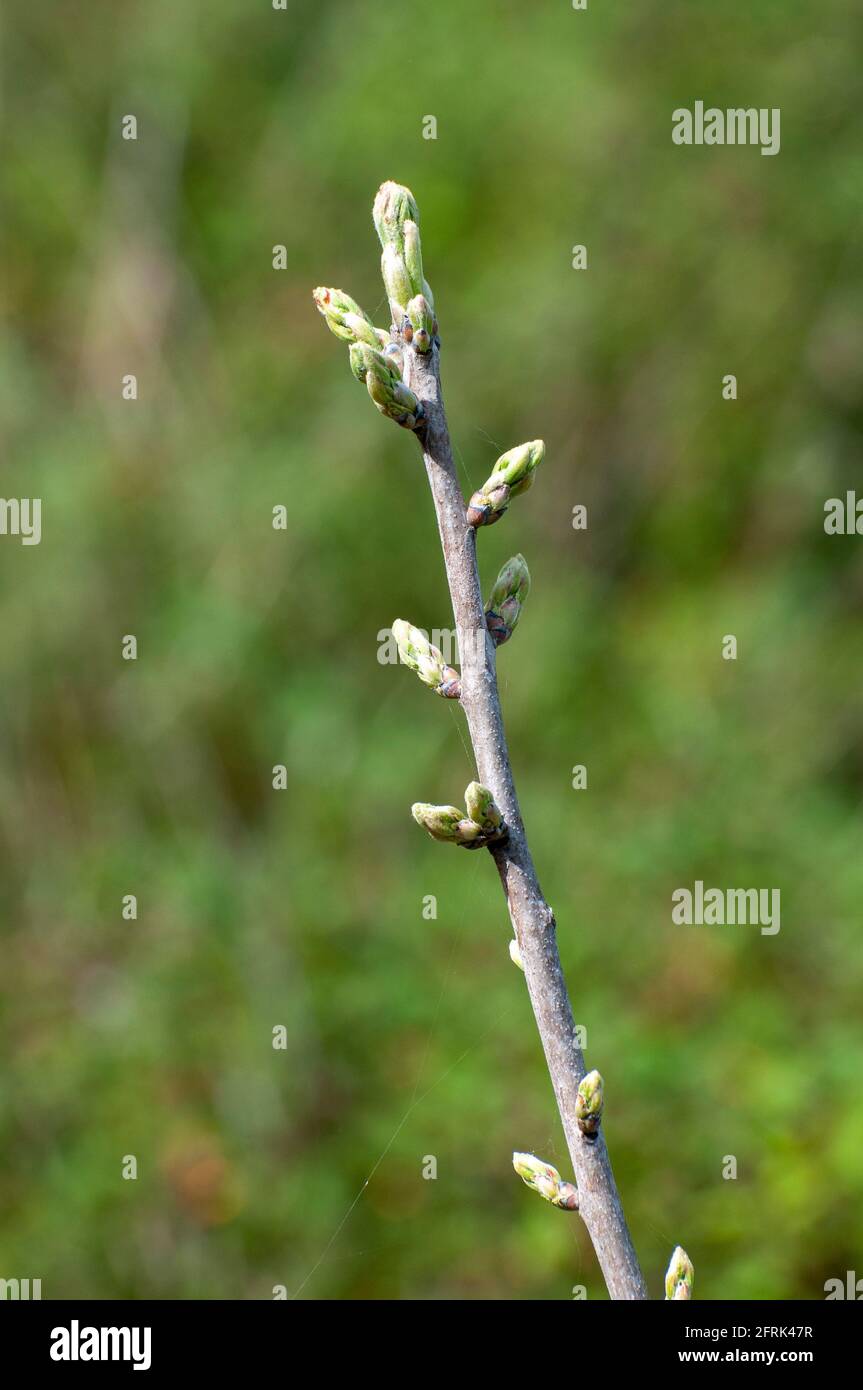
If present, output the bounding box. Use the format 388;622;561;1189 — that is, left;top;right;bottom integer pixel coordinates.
1;0;862;1299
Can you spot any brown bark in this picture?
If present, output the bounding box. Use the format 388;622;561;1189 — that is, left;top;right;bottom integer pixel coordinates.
404;343;648;1300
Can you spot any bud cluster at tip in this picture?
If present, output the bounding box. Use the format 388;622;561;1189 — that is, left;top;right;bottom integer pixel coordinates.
575;1069;604;1137
512;1152;578;1211
373;181;437;348
412;780;507;850
664;1246;695;1301
467;441;545;528
485;554;531;646
392;620;460;698
349;343;423;430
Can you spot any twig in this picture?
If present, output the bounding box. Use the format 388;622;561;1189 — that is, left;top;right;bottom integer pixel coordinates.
404;343;648;1301
313;182;655;1300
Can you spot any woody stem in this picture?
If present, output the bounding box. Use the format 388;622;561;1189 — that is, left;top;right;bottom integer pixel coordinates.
404;342;648;1301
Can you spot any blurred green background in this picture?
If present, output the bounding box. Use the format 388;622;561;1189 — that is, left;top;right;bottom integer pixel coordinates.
2;0;862;1300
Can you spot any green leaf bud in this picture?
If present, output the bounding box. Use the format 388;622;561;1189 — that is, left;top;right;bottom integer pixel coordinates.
575;1069;604;1136
373;181;420;250
392;621;461;699
512;1152;579;1211
403;220;425;296
464;781;503;832
405;294;435;353
313;287;379;347
485;555;531;646
380;246;414;329
664;1246;695;1301
468;443;544;529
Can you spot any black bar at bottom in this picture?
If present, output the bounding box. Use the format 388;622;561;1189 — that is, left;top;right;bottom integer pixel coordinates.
1;1297;856;1375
